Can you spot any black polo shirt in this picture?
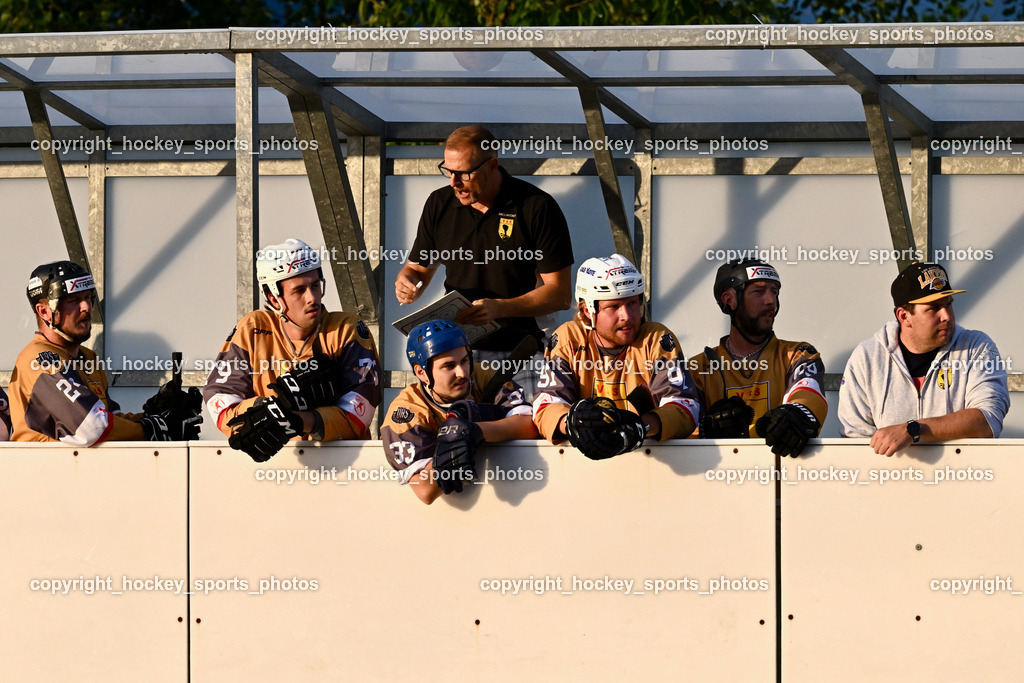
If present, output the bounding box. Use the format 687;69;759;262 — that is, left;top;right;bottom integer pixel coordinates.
410;167;574;351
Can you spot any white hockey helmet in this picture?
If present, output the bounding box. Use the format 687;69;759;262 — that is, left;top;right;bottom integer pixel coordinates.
575;253;645;328
256;239;323;298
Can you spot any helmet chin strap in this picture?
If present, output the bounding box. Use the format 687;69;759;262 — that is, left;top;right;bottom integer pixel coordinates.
579;297;647;334
268;279;325;332
45;300;77;343
422;351;475;404
268;296;319;333
426;379;473;408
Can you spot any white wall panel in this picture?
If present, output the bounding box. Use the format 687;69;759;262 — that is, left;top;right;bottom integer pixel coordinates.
189;441;775;682
781;440;1024;682
0;443;188;682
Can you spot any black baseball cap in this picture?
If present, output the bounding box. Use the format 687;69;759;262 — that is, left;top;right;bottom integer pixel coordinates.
891;262;966;308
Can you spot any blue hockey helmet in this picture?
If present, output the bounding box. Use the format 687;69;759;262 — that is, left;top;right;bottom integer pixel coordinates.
406;319;473;391
406;319;470;370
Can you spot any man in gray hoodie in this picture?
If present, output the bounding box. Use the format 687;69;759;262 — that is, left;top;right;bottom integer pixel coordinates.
838;262;1009;455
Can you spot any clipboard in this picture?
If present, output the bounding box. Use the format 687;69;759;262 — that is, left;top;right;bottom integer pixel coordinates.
392;291;501;344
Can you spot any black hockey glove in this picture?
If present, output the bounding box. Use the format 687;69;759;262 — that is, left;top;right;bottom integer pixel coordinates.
226;397;303;463
446;399;510;424
754;402;819;457
432;417;484;494
565;397;647;461
268;352;347;412
143;379;203;418
140;408;203;442
699;396;755;438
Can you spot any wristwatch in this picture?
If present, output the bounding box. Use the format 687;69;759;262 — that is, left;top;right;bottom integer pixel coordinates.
906;420;921;444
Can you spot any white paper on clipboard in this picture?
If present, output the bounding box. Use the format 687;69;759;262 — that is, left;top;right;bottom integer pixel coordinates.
391;291;501;344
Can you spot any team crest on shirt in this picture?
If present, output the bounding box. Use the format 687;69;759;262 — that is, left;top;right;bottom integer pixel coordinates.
391;407;414;424
660;333;675;352
936;368;952;390
498;214;515;240
357;320;370;340
35;351;61;369
728;383;770;426
593;380;627;409
546;332;558;353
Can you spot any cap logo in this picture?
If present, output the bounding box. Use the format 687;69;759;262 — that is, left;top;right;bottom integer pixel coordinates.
917;268;947;291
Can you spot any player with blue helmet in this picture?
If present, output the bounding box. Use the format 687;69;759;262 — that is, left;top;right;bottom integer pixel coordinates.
382;319;537;504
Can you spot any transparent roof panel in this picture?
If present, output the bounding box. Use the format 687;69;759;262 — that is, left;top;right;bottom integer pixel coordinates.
288;51;562;80
1;54;234;82
849;47;1024;75
607;85;865;123
891;84;1024;121
52;87;291;125
337;86;624;124
562;49;833;78
0;91;77;126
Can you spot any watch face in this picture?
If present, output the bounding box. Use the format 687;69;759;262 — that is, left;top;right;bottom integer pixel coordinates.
907;421;921;438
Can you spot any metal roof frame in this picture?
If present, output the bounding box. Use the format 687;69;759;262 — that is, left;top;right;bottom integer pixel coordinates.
3;24;1024;395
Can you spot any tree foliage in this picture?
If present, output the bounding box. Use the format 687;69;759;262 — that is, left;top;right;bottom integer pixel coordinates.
0;0;1014;33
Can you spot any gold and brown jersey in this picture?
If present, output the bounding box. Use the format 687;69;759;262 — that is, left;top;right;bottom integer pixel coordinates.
203;308;381;441
533;319;701;443
10;333;144;444
692;336;828;437
381;371;529;484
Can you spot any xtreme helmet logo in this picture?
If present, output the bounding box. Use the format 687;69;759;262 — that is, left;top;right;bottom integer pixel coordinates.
745;266;780;282
65;276;95;292
273;256;318;274
606;266;638;278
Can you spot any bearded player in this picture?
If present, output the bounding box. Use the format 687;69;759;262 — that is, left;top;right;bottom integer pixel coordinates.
693;258;827;456
533;254;702;459
204;239;381;462
11;260;201;444
382;319;536;505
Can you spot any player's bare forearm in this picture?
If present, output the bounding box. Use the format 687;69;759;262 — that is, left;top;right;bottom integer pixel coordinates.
479;414;538;442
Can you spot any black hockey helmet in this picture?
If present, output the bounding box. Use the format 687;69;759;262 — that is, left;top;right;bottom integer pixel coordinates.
713;258;780;314
27;261;95;310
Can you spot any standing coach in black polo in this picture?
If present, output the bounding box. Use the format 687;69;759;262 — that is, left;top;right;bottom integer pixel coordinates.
395;124;574;399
